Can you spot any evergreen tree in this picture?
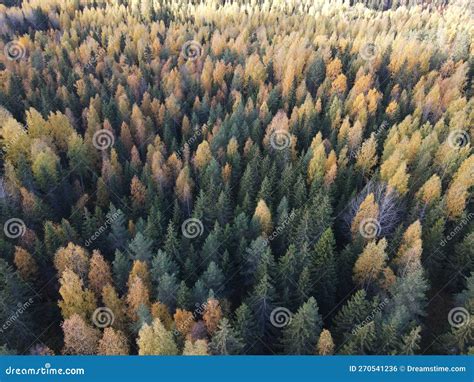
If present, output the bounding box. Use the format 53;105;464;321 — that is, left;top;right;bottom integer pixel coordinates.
209;318;244;355
310;228;337;315
282;297;323;355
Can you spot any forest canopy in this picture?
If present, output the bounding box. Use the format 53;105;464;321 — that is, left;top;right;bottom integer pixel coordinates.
0;0;472;356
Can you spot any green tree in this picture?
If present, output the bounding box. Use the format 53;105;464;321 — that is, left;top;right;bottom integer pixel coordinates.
209;318;244;355
282;297;322;355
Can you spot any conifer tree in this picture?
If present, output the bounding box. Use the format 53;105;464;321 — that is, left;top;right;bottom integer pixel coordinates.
98;328;129;355
282;297;323;355
317;329;335;355
62;314;100;355
209;318;244;355
137;319;178;355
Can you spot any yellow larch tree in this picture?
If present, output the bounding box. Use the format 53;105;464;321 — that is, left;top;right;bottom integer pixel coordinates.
394;221;423;269
353;238;388;287
351;193;379;238
253;199;273;235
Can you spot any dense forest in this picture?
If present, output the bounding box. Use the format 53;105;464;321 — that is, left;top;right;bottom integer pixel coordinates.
0;0;472;356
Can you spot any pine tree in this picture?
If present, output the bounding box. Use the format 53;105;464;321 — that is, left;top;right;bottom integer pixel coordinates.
234;303;257;353
310;229;337;315
107;204;129;251
209;318;244;355
0;259;37;351
112;250;131;293
127;232;153;262
333;290;372;342
156;273;179;312
282;297;322;355
202;261;225;295
247;273;277;338
398;326;421;355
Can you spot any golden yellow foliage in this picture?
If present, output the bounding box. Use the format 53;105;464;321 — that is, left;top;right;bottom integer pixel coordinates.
353;238;387;287
253;199;273;234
